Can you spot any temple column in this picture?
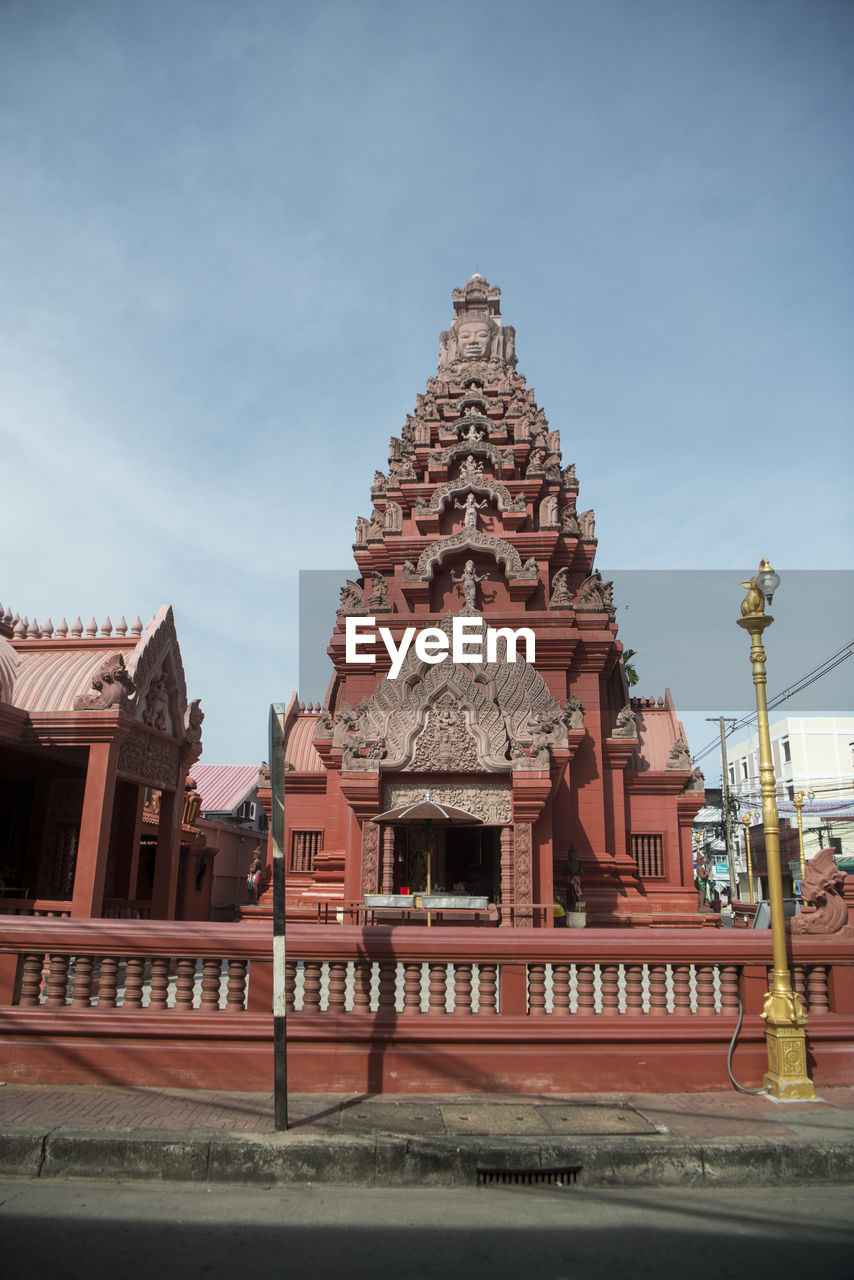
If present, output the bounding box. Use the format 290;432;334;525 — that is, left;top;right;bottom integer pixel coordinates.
71;739;121;918
499;826;514;927
360;820;380;896
381;825;395;893
150;787;181;919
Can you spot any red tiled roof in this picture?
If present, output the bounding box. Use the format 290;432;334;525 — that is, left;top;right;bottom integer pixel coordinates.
192;763;260;814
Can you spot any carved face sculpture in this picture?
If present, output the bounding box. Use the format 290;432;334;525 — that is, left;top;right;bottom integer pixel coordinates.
456;319;492;360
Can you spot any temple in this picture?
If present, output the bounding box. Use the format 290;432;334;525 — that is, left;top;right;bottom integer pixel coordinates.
0;605;205;919
270;276;706;926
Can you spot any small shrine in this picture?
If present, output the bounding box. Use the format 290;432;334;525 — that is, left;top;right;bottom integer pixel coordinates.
0;604;204;918
272;276;706;926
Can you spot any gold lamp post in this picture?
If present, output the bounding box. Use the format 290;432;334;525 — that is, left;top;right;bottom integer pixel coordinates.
737;559;815;1100
791;790;814;888
741;811;756;904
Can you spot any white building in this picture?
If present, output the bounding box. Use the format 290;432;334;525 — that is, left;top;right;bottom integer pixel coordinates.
725;716;854;869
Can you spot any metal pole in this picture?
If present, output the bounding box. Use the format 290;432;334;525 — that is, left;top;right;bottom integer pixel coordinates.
269;703;287;1130
707;716;738;899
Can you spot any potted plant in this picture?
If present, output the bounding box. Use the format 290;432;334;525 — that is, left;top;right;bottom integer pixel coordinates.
566;898;587;928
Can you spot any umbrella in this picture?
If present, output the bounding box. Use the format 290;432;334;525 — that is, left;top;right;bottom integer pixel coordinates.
370;792;481;910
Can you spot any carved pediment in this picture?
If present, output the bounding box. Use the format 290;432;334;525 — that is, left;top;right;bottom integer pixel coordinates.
339;613;567;773
415;530;536;581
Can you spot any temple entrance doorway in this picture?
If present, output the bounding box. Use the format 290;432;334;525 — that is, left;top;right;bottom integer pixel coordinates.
392;825;499;899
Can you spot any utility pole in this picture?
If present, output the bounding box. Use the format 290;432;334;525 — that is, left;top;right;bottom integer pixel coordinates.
269;703;287;1130
707;716;738;900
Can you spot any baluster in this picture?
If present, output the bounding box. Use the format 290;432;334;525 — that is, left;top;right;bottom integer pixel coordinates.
327;961;348;1012
285;961;297;1013
478;962;498;1016
301;961;322;1012
123;957;145;1009
403;962;422;1014
201;958;222;1011
807;965;830;1015
695;965;716;1015
624;963;643;1016
174;957;196;1010
376;962;397;1015
18;954;45;1006
45;955;70;1008
149;957;170;1010
71;956;94;1008
527;962;546;1016
672;965;691;1015
648;963;667;1014
454;962;473;1015
576;963;595;1014
792;965;807;1009
428;962;448;1014
600;964;619;1015
352;960;372;1014
96;956;118;1009
551;963;570;1015
719;965;739;1016
226;958;248;1011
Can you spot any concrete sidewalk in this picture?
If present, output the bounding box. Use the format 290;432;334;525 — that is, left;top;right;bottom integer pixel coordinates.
2;1081;853;1188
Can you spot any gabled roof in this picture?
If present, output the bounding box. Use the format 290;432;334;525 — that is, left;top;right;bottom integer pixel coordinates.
193;763;261;814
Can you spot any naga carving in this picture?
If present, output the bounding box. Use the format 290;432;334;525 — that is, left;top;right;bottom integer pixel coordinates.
789;849;851;935
74;653;135;711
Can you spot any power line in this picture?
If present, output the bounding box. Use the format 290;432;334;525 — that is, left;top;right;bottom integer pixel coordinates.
692;639;854;767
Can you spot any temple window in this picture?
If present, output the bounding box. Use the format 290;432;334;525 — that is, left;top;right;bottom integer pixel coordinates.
631;834;665;878
291;830;322;874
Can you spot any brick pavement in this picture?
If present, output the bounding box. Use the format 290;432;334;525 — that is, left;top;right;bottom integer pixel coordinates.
3;1081;854;1140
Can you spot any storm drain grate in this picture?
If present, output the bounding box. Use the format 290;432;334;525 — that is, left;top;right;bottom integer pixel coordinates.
477;1166;581;1188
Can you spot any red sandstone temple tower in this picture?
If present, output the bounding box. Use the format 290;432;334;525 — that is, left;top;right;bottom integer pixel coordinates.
274;276;705;925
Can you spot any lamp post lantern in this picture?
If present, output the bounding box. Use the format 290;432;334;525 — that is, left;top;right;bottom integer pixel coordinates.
737;560;815;1100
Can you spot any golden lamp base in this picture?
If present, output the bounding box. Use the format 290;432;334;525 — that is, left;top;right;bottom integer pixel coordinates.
762;991;816;1100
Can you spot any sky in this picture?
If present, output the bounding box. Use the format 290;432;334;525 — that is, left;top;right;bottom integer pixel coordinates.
1;0;852;777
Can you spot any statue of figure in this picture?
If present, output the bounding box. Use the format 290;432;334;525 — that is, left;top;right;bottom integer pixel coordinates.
459;454;485;483
562;695;585;730
143;674;170;732
369;573;390;611
454;492;487;529
372;470;387;494
740;575;766;617
461;422;485;443
613;704;638;738
184;698;204;745
522;556;539;576
579;509;596;540
354;516;370;545
383;501;402;533
549;567;574;610
539;494;558;528
332;702;358;749
562;462;578;489
73;653;135;712
313;708;333;738
414;419;431;444
687;766;705;792
666;737;692;770
560;505;580;536
451;559;489;610
402;559;418;579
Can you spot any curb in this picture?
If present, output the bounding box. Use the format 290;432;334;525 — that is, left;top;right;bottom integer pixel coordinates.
2;1128;853;1188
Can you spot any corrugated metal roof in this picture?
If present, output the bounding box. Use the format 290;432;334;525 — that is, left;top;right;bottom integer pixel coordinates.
285;715;324;773
192;763;260;814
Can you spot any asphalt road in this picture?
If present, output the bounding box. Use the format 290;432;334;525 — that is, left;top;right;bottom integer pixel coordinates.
2;1178;851;1280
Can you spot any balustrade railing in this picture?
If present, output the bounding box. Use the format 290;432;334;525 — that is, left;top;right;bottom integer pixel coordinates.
0;919;847;1020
